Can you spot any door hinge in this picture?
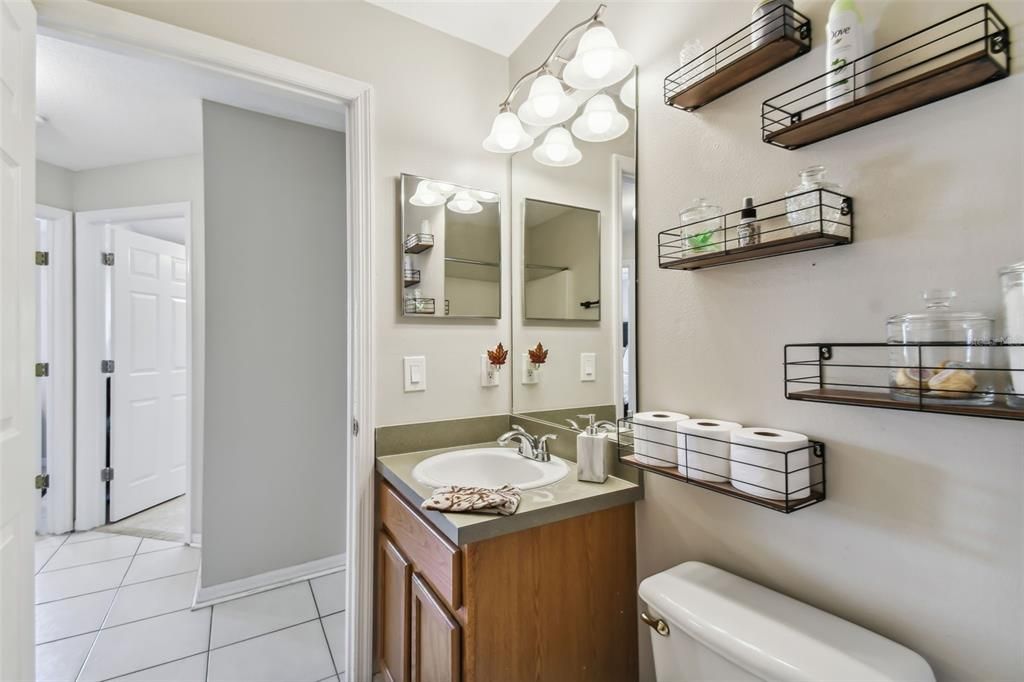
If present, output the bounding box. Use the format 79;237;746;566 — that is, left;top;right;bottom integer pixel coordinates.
35;362;50;377
352;418;360;437
100;467;114;482
102;252;115;266
35;474;50;490
35;251;49;266
101;360;115;374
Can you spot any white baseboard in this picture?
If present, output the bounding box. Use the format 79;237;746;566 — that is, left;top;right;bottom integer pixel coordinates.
193;553;345;609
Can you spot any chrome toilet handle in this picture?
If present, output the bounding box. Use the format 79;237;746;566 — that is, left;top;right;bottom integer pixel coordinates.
641;611;670;637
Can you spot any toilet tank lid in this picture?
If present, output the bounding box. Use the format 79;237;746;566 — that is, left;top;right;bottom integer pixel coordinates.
638;562;934;682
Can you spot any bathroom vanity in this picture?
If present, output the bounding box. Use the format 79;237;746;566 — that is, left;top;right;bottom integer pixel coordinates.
375;446;641;682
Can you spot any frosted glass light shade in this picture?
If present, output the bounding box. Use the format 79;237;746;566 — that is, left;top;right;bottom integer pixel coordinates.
562;24;635;90
409;180;445;207
533;127;582;167
483;111;533;153
619;74;636;110
447;191;482;214
428;181;456;196
471;190;499;203
517;74;577;127
571;94;629;143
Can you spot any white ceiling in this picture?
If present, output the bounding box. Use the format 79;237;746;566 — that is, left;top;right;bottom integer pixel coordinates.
365;0;557;57
36;35;346;172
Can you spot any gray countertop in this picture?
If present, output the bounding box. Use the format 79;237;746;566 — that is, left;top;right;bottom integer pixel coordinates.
376;443;643;546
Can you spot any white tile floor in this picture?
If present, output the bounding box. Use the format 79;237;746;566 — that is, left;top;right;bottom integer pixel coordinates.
35;532;347;682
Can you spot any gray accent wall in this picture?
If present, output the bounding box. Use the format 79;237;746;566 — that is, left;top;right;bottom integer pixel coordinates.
201;101;347;587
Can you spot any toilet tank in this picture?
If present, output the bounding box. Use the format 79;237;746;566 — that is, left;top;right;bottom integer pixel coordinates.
638;562;935;682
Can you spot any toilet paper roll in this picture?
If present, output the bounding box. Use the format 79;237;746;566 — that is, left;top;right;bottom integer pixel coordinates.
730;428;810;500
633;411;689;467
676;419;743;482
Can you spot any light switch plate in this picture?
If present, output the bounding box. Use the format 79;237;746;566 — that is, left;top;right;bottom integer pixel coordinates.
481;354;500;388
580;352;596;382
403;355;426;392
521;354;539;385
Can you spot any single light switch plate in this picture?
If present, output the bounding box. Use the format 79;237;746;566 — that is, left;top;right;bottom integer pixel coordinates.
521;354;539;385
481;354;500;388
404;355;426;392
580;352;596;382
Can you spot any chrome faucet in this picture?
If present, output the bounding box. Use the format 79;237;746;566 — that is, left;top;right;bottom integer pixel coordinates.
497;427;557;462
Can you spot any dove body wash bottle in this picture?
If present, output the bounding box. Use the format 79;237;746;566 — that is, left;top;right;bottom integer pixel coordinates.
825;0;870;110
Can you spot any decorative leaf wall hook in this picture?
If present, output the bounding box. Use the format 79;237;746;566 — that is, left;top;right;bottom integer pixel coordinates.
487;342;508;369
528;342;549;367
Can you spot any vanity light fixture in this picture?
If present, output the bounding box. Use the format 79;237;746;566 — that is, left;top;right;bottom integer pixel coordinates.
533;127;582;167
483;108;534;153
447;190;483;214
471;190;499;203
571;94;629;142
428;181;456;196
619;74;636;110
409;180;445;207
562;22;635;90
517;73;577;127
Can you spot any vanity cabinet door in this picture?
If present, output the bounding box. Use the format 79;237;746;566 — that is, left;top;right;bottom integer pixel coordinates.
410;572;461;682
379;532;413;682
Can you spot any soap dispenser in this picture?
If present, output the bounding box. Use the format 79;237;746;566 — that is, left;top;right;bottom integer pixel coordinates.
570;414;611;483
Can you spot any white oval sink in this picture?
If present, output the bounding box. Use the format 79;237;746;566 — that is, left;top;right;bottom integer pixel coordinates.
412;447;569;491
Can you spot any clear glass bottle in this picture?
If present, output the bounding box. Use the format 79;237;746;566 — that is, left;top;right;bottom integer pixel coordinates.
1001;262;1024;407
678;197;724;255
785;166;845;236
886;289;995;405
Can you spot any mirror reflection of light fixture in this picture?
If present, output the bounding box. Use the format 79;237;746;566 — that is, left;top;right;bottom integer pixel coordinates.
428;181;456;196
533;127;582;167
447;190;483;214
619;74;636;110
517;73;577;127
471;190;499;203
562;22;634;90
409;180;445;207
482;109;533;153
571;94;629;142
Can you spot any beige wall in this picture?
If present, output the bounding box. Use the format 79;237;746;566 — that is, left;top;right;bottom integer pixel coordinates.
524;1;1021;680
36;160;73;210
99;0;513;427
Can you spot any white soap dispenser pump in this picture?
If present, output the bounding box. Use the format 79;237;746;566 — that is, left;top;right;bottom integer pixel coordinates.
569;414;611;483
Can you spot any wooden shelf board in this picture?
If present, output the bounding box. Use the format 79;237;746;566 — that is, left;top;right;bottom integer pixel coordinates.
661;232;850;270
404;243;433;254
669;34;808;111
788;388;1024;420
619;453;823;513
766;50;1007;149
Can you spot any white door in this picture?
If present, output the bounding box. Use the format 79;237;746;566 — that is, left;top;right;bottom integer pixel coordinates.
0;0;37;679
110;230;187;521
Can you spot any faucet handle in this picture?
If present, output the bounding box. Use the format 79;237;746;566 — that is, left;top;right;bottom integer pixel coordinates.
593;420;617;433
537;433;558;453
565;418;582;432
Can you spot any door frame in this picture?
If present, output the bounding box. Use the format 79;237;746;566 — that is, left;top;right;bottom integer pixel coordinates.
73;202;192;533
610;154;636;419
35;204;75;535
36;2;376;679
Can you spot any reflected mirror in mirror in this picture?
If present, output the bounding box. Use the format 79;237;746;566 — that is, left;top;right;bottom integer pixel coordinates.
523;199;600;321
400;173;501;318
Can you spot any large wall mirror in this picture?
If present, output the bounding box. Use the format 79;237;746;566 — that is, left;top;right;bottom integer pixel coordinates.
510;65;638;427
399;173;501;318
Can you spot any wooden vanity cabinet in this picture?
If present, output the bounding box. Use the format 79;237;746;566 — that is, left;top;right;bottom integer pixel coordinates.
375;479;638;682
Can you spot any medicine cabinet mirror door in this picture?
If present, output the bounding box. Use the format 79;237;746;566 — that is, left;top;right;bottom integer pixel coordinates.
399;173;501;319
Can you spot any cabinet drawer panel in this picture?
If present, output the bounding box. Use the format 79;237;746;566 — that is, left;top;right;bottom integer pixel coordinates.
381;482;462;610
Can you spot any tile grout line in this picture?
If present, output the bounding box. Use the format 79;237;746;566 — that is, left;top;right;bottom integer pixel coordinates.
36;567;198;606
204;587;213;682
309;579;340;677
38;539;190;575
35;533;71;575
97;651;204;682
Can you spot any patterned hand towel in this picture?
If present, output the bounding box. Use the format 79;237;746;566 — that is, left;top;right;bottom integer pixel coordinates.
421;485;521;516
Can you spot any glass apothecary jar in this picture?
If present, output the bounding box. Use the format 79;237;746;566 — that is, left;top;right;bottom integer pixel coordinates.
679;197;724;254
887;289;995;405
1001;262;1024;408
786;166;846;237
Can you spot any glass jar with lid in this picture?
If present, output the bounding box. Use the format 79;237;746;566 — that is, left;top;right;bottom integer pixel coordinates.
1001;261;1024;408
886;289;994;405
679;197;724;255
785;165;847;237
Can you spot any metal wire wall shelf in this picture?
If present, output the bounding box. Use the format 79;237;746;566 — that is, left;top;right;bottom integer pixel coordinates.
762;4;1010;149
617;418;826;513
665;5;811;111
403;233;435;254
403;268;421;288
403;298;436;315
785;342;1024;421
659;190;853;270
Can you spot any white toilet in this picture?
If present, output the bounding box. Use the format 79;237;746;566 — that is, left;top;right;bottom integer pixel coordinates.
639;562;935;682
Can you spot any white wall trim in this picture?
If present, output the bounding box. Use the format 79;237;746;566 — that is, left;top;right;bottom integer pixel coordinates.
610;154;635;419
193;553;346;609
38;3;376;678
